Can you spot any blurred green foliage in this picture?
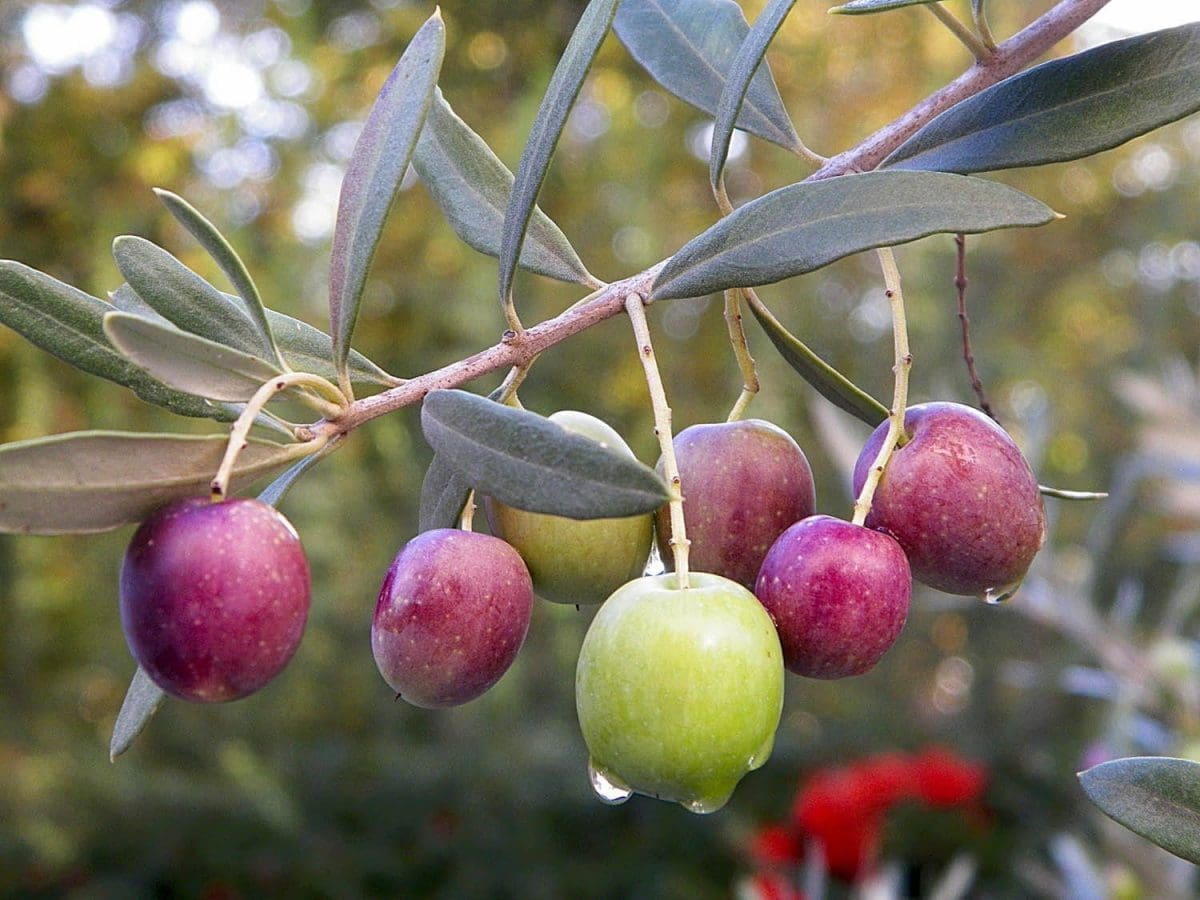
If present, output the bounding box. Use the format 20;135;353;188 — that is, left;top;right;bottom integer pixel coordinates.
0;1;1198;896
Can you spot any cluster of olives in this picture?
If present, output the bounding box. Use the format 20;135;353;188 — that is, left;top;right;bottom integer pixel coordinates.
117;400;1044;813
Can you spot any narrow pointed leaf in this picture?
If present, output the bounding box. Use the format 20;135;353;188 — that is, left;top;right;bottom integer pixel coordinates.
256;441;336;508
113;235;270;358
329;12;445;382
744;291;887;426
113;281;395;387
0;261;228;420
153;188;282;366
499;0;621;307
414;89;595;285
265;309;396;387
421;389;669;519
830;0;940;14
614;0;798;151
651;171;1056;300
110;667;165;761
711;0;799;191
0;431;307;534
1079;757;1200;864
418;452;474;532
884;23;1200;173
104;311;285;402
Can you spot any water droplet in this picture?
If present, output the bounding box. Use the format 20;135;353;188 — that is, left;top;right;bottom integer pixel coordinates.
681;794;729;814
587;760;632;805
981;580;1022;605
747;734;776;772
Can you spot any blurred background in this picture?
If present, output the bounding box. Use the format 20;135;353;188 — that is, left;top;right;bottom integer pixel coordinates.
0;0;1198;896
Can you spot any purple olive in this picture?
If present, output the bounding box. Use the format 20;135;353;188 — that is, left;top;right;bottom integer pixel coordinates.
119;496;311;702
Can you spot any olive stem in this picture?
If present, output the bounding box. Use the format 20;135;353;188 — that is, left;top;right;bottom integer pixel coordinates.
211;372;342;500
723;288;760;422
625;291;690;589
852;247;911;527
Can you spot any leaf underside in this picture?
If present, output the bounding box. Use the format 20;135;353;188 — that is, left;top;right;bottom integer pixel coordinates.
418;451;474;533
614;0;799;151
499;0;621;307
1079;756;1200;864
883;22;1200;173
830;0;940;14
0;431;307;534
420;389;670;520
110;667;166;761
651;171;1057;300
414;89;594;285
104;311;284;403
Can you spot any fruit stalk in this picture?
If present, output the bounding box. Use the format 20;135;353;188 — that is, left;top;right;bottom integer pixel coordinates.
625;291;690;589
211;371;341;499
852;247;911;526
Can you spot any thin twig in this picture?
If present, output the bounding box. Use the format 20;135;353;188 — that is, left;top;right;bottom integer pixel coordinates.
926;2;994;62
955;233;996;419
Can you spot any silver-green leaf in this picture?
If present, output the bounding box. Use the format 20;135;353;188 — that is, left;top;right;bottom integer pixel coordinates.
0;261;227;420
103;311;285;402
113;281;396;388
710;0;799;192
0;431;308;534
414;89;595;286
883;23;1200;173
652;171;1057;300
329;11;445;385
614;0;799;151
420;389;669;519
1079;756;1200;864
499;0;621;308
153;188;283;366
112;235;270;358
830;0;940;14
744;290;887;426
418;452;474;533
110;667;166;761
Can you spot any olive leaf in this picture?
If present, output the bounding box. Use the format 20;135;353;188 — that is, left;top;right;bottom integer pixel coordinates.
418;451;474;533
710;0;799;192
1079;757;1200;864
414;89;595;286
744;291;888;426
499;0;621;309
113;235;272;359
421;389;669;519
614;0;799;152
829;0;940;14
112;281;395;388
329;11;444;387
153;188;283;367
103;311;286;402
652;171;1057;300
110;667;165;761
883;23;1200;173
0;261;228;420
0;431;309;534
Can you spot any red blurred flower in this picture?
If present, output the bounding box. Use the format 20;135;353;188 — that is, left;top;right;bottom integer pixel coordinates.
748;824;804;868
738;871;806;900
759;747;989;883
910;747;988;807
